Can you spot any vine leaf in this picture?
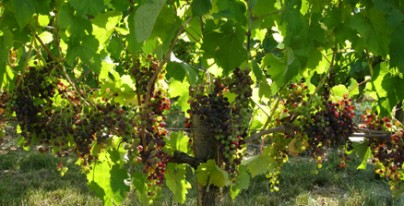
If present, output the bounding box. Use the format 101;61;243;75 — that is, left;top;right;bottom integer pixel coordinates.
331;85;348;99
66;35;101;70
166;61;200;85
202;21;247;74
230;165;250;200
134;0;166;42
0;29;14;90
196;160;230;187
165;131;190;156
69;0;104;16
165;163;192;203
10;0;36;29
348;78;359;98
191;0;212;16
371;63;404;116
352;142;372;170
91;11;123;48
389;26;404;72
242;149;274;177
87;149;129;206
168;79;190;112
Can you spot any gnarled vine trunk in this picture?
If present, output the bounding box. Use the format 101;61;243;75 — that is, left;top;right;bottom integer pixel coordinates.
192;115;223;206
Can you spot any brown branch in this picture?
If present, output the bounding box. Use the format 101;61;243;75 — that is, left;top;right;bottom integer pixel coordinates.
356;128;392;134
350;133;390;138
247;126;286;143
169;150;204;169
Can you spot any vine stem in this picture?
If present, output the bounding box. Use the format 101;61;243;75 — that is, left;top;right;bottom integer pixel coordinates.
247;126;286;143
144;16;192;106
34;33;93;107
246;0;253;52
140;16;192;149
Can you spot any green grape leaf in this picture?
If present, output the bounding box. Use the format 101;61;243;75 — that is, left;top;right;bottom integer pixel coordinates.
252;59;263;82
348;78;359;98
107;36;124;60
372;63;404;115
91;11;123;48
11;0;36;29
66;35;101;71
0;29;14;89
389;26;404;72
196;160;230;187
214;0;247;24
168;79;190;113
258;78;272;99
151;5;181;55
166;61;200;85
87;149;129;206
263;53;288;86
165;163;192;203
191;0;212;16
131;171;149;204
352;142;372;170
69;0;105;16
230;165;250;200
165;131;190;155
110;0;131;11
242;151;274;177
202;21;247;74
331;84;348;99
134;0;166;42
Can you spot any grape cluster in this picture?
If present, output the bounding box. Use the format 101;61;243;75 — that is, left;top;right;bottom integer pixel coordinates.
188;68;253;174
304;95;355;156
11;66;139;166
361;113;404;194
125;56;171;198
130;55;158;95
276;81;311;137
13;66;56;142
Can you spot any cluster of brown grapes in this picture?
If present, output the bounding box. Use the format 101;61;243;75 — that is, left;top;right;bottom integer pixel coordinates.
10;66;137;166
361;113;404;193
0;92;9;144
125;57;171;197
304;95;355;157
276;82;356;167
136;90;170;188
187;68;253;174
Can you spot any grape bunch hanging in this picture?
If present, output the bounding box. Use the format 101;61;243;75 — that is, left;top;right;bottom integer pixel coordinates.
126;56;171;198
188;68;253;174
304;95;355;156
361;113;404;194
9;65;138;166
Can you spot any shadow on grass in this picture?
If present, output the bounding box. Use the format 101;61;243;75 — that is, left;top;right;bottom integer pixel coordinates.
0;150;102;206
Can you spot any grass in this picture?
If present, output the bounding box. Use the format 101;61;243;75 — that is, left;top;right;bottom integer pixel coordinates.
1;145;403;205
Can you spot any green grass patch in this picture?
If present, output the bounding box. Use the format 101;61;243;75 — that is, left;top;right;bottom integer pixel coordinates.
1;148;403;205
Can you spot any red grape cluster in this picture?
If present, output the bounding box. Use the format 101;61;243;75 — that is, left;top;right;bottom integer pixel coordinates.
276;82;311;137
10;65;139;166
304;95;355;156
187;68;253;174
13;66;56;143
139;91;170;186
125;57;171;196
361;113;404;193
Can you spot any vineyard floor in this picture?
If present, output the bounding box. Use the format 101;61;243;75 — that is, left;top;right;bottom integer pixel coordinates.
1;135;403;206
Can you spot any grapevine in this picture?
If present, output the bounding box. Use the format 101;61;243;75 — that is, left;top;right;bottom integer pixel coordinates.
188;68;253;175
